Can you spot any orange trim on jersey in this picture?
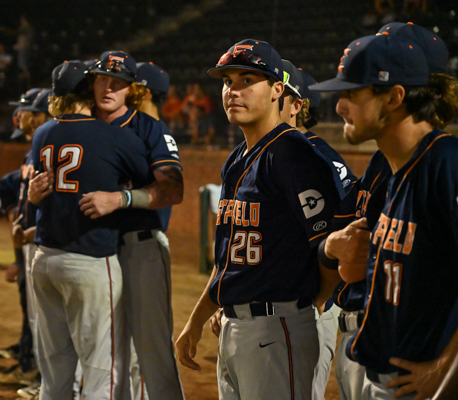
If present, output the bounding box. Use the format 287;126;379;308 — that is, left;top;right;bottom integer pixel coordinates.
141;375;145;400
334;213;356;218
216;128;296;305
350;133;451;361
369;171;383;192
55;145;84;193
120;109;137;127
280;317;295;400
106;257;115;400
309;231;328;242
41;145;54;173
307;135;318;140
150;159;182;167
54;117;96;122
337;282;350;307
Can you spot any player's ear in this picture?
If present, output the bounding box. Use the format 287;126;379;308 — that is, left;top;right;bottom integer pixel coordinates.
386;85;405;110
272;81;284;102
143;88;152;101
291;98;303;116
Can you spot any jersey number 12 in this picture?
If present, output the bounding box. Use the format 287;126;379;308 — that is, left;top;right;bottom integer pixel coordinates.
41;145;83;192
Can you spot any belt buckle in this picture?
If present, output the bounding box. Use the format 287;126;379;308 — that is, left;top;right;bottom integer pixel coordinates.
266;302;275;317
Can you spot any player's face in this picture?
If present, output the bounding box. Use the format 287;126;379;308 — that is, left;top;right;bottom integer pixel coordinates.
93;74;130;113
222;69;278;127
336;87;386;145
18;110;33;133
32;112;48;131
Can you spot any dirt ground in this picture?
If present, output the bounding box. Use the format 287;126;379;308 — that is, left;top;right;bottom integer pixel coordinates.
0;147;372;399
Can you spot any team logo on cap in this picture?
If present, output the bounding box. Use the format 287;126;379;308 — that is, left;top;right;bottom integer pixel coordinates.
379;71;390;82
232;45;254;57
107;55;124;72
338;48;351;72
298;189;325;219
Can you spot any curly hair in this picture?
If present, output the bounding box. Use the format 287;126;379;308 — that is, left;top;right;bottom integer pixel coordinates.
48;92;94;117
372;74;458;129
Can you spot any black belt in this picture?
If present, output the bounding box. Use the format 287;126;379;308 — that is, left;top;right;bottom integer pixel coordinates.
223;298;312;319
366;367;409;384
119;230;154;246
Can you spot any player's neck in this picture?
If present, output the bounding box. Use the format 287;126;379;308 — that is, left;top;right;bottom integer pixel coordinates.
241;112;282;153
138;101;159;120
96;105;129;124
377;117;434;174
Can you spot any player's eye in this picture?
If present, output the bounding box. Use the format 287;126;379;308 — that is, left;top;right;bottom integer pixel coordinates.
244;78;252;84
224;79;232;86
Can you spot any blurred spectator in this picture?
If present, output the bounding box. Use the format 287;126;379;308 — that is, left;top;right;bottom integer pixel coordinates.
15;16;34;92
402;0;429;18
362;0;396;27
161;84;186;134
0;43;12;90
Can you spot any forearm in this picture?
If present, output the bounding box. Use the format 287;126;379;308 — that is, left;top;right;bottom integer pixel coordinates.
187;267;220;328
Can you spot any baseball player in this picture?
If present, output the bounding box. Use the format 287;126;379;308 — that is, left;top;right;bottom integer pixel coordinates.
78;51;185;400
175;39;344;400
0;88;49;386
310;33;458;400
316;23;455;400
280;58;357;400
30;60;149;399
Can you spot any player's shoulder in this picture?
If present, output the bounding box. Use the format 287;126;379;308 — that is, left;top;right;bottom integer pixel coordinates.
426;128;458;157
270;123;316;154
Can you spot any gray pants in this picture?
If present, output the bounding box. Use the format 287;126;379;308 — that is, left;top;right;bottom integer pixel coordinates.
362;373;417;400
119;230;184;400
218;302;319;400
335;332;366;400
312;304;340;400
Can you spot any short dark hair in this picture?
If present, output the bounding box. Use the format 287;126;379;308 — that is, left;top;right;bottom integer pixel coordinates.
267;76;284;112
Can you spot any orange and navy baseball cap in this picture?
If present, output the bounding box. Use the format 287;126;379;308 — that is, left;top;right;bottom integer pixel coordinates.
88;50;137;82
309;35;429;92
282;60;322;108
8;88;42;107
136;62;170;96
52;61;89;96
377;22;448;73
21;89;52;113
208;39;283;82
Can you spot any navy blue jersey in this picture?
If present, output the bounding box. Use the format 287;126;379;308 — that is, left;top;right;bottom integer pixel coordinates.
331;151;392;311
348;129;458;373
32;114;149;257
110;109;182;233
305;130;358;194
0;169;21;215
209;123;344;306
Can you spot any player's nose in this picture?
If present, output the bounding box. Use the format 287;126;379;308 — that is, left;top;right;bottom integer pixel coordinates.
336;97;347;118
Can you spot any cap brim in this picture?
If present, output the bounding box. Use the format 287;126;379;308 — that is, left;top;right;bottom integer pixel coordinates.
8;101;22;106
10;128;24;140
308;78;371;92
90;70;135;82
207;64;281;82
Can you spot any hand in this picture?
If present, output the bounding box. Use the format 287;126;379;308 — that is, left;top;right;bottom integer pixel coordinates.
79;191;122;219
325;218;370;283
4;265;19;283
175;321;204;370
28;171;54;205
12;224;25;247
23;227;36;244
209;308;223;337
386;357;444;400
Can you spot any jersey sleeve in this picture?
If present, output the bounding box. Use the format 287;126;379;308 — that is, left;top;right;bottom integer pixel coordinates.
0;169;21;213
272;136;344;247
137;115;182;171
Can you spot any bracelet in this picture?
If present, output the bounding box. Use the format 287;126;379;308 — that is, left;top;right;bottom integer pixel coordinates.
318;238;339;270
124;190;132;208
